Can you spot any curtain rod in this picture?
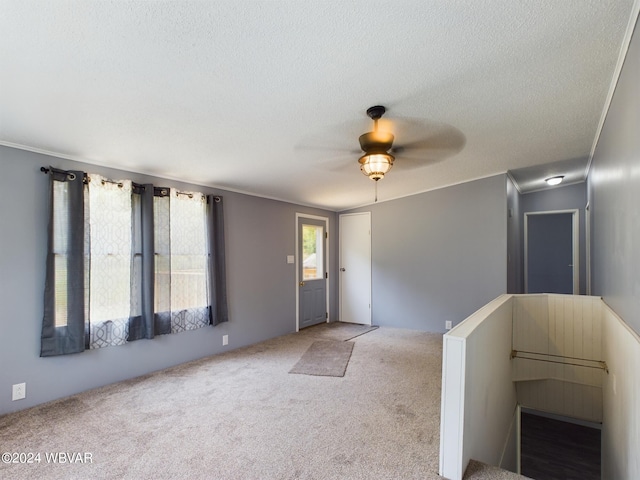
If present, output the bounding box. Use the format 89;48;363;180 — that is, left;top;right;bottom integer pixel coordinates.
41;166;143;190
40;166;79;181
41;166;221;202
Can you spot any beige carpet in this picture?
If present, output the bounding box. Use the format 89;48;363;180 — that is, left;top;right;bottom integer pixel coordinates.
464;460;532;480
0;322;525;479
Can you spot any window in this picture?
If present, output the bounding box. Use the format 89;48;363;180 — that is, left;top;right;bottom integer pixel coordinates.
155;189;210;333
40;167;228;357
302;224;324;280
87;175;133;347
52;180;70;328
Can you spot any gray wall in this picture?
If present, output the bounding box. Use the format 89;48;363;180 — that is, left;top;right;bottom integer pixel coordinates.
506;175;522;294
0;145;337;414
589;22;640;336
519;182;588;295
342;174;508;332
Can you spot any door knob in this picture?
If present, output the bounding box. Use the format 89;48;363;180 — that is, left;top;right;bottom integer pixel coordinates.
299;281;305;287
340;268;346;272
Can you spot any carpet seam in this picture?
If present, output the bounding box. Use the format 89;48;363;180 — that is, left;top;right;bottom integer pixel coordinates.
342;325;379;342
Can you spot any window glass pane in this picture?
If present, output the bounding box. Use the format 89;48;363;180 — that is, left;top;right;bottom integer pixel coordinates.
53;181;69;252
130;193;142;318
170;191;208;312
154;195;171;316
303;224;324;280
87;176;132;322
53;181;68;327
54;255;68;327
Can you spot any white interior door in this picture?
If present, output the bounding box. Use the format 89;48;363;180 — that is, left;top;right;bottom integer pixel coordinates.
339;212;371;325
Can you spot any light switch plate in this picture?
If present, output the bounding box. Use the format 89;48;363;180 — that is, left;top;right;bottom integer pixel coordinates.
287;255;294;264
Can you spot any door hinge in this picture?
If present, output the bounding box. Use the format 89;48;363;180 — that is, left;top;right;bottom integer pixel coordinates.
325;312;328;319
325;232;328;239
325;272;328;279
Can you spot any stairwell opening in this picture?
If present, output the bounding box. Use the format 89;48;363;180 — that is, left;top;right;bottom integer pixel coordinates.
519;408;601;480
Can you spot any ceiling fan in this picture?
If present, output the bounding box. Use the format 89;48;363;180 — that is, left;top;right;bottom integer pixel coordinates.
355;105;465;183
358;105;396;181
296;105;466;197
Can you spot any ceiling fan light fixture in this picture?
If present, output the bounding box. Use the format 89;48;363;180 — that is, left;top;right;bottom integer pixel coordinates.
359;152;395;181
545;175;564;186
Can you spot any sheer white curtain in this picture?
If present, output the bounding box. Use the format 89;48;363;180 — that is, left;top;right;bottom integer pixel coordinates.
87;174;133;348
168;189;209;333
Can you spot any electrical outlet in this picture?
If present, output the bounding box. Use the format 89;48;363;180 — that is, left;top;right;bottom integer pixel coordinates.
445;321;452;330
222;335;228;346
12;383;26;401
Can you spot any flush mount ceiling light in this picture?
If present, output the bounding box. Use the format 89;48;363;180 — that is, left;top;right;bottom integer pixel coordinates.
358;106;395;181
545;175;565;186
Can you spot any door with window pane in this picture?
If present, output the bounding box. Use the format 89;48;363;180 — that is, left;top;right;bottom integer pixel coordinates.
298;218;327;329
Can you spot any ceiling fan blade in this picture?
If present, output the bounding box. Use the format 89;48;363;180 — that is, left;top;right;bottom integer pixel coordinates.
391;123;466;164
293;145;359;172
294;144;359;154
312;154;358;173
390;156;441;172
398;129;464;150
390;148;461;171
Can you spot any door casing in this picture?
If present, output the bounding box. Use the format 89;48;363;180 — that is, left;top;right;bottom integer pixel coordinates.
524;209;579;294
295;213;330;332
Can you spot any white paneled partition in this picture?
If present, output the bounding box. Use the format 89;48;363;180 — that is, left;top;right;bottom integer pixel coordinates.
601;303;640;480
512;294;605;422
439;294;517;480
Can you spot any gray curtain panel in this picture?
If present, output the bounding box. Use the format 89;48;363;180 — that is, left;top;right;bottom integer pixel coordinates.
153;188;172;335
207;195;229;325
140;184;156;338
41;168;86;356
127;184;155;341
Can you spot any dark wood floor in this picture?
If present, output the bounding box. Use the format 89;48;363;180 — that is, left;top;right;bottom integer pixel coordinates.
521;412;601;480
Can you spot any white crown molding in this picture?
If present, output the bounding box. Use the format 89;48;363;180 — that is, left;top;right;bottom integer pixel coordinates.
0;141;335;212
586;0;640;179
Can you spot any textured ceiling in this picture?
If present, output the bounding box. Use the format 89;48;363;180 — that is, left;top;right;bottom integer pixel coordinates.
0;1;636;210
